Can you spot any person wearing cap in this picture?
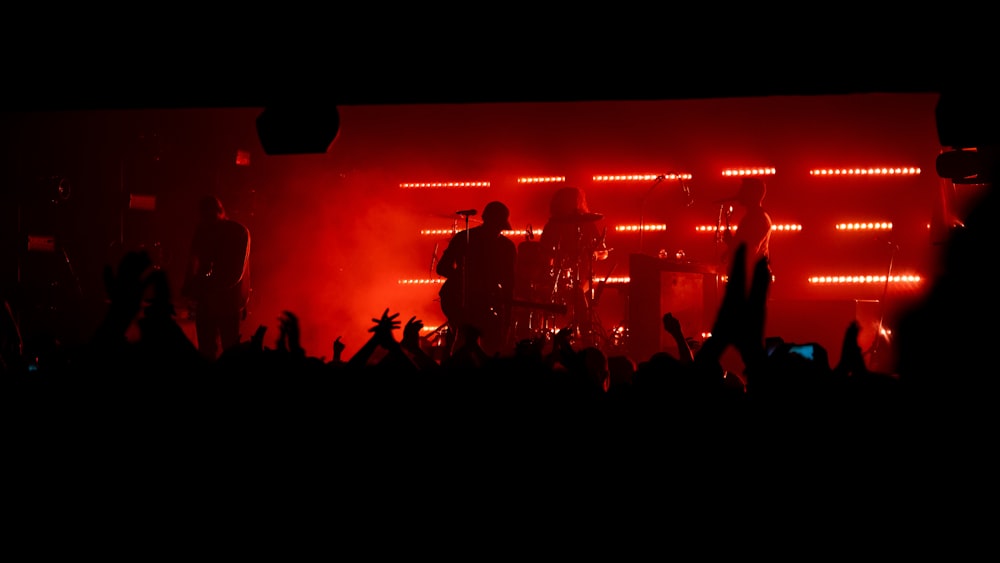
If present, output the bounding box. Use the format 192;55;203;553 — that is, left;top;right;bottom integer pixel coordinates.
720;177;773;278
436;200;517;358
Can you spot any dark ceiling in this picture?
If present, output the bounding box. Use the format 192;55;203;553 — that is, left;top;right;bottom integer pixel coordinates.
6;12;996;154
5;11;989;112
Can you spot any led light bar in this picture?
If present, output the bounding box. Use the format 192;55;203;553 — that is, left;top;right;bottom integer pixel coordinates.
420;228;542;237
502;229;538;237
615;224;667;232
721;167;776;177
807;275;922;284
398;278;445;285
398;276;632;286
517;176;566;184
593;173;693;182
835;222;893;231
399;181;491;189
808;167;920;177
694;224;802;232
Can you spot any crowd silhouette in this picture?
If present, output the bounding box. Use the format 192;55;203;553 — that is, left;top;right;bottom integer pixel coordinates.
5;209;987;440
4;100;997;543
3;169;994;544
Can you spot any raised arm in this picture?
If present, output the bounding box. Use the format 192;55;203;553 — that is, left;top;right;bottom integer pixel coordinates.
662;312;693;364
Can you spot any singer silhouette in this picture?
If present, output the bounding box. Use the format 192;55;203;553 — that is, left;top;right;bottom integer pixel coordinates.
720;176;773;277
436;201;517;358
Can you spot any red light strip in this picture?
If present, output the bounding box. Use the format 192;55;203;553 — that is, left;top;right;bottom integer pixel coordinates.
694;224;802;232
398;278;444;285
517;176;566;184
721;167;776;177
615;224;667;232
807;275;922;284
398;273;921;287
593;173;693;182
420;229;542;237
808;167;920;177
835;222;893;231
398;276;632;286
399;181;491;189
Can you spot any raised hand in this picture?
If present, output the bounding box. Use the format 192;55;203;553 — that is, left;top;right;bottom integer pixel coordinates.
698;243;771;375
277;311;303;355
738;251;772;368
251;324;267;352
834;320;868;378
369;308;401;346
663;312;693;363
401;316;424;350
332;335;346;362
662;312;683;338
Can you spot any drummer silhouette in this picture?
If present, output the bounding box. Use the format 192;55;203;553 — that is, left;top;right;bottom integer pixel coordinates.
539;186;609;344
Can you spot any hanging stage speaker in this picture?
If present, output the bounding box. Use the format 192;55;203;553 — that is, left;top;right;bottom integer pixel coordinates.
256;104;340;155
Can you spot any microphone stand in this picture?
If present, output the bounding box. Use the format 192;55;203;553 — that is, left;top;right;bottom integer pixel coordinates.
456;211;475;310
714;203;732;300
638;175;666;255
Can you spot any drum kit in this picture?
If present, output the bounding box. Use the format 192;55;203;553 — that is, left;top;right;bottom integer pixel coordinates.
511;211;613;350
424;208;617;355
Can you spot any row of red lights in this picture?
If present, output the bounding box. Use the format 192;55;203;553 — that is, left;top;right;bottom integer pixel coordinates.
398;167;921;188
809;168;921;176
422;223;861;237
421;223;900;237
398;275;921;285
593;173;694;182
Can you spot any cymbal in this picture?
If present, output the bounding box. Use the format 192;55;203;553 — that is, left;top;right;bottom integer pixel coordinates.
552;212;603;224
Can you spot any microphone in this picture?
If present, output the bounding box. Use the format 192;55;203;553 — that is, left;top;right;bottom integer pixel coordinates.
456;209;477;216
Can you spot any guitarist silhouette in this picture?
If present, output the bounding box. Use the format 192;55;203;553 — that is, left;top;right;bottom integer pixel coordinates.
181;195;251;360
435;201;517;358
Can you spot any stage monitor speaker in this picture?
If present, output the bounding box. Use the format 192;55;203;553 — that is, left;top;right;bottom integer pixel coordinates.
628;253;719;362
256;105;340;155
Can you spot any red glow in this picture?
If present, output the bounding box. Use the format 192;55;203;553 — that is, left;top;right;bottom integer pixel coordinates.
3;93;950;365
